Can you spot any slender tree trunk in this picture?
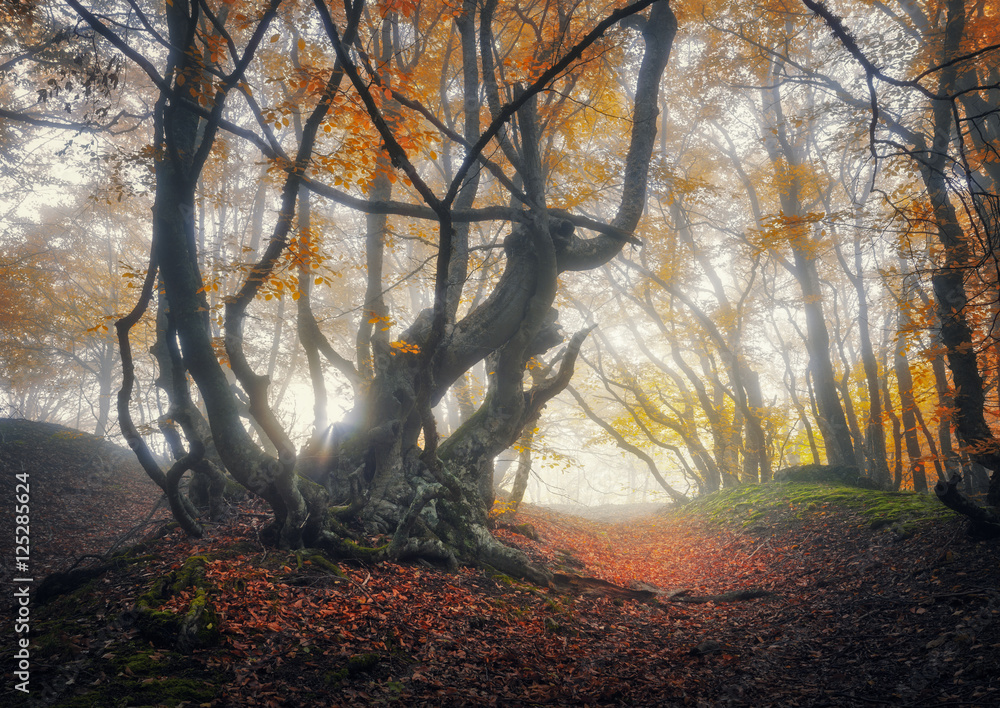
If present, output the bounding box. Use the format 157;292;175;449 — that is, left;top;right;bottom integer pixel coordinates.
915;279;961;480
894;338;928;492
848;226;891;487
758;61;856;467
793;249;857;466
506;425;535;515
94;342;114;437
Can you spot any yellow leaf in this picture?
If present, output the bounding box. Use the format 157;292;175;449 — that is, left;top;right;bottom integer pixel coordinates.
298;38;305;51
270;34;279;43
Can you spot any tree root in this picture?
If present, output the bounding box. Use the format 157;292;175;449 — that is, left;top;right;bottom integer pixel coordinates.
470;523;551;586
550;575;772;604
934;474;1000;538
662;588;771;603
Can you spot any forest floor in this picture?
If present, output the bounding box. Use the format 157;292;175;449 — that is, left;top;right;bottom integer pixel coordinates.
3;418;1000;707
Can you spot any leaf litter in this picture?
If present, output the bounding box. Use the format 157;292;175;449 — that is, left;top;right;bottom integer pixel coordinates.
3;423;1000;707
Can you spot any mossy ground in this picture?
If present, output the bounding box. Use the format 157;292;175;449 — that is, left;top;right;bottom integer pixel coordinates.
53;647;219;708
678;482;961;535
14;562;221;708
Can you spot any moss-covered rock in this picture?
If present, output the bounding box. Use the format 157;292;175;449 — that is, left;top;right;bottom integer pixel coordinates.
512;522;540;541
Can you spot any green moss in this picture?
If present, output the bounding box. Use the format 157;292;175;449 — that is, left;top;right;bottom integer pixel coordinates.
512;522;540;541
679;483;960;532
172;555;208;593
348;653;381;671
223;475;247;499
22;540;222;706
58;672;217;707
181;585;220;649
134;554;219;651
291;549;346;576
773;463;881;488
484;565;517;586
31;578;110;657
121;649;162;674
326;537;389;559
45;640;220;707
133;608;183;647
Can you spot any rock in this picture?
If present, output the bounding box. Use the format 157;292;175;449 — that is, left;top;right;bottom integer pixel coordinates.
689;639;723;655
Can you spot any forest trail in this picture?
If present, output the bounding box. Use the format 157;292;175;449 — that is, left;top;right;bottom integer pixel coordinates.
2;420;1000;707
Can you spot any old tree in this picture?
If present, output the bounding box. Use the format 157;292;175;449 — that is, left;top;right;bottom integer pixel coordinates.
13;0;675;581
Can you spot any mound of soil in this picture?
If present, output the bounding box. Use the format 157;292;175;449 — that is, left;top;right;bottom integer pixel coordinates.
0;418;168;586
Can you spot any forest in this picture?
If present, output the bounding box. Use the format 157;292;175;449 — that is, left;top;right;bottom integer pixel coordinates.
2;0;1000;705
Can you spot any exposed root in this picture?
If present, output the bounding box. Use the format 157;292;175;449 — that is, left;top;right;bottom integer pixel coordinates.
470;523;551;586
935;474;1000;538
550;576;771;604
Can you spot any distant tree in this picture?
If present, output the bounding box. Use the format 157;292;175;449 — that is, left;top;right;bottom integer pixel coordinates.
0;193;152;436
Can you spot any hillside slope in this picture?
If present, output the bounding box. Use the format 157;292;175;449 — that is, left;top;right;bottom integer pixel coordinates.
1;418;167;583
